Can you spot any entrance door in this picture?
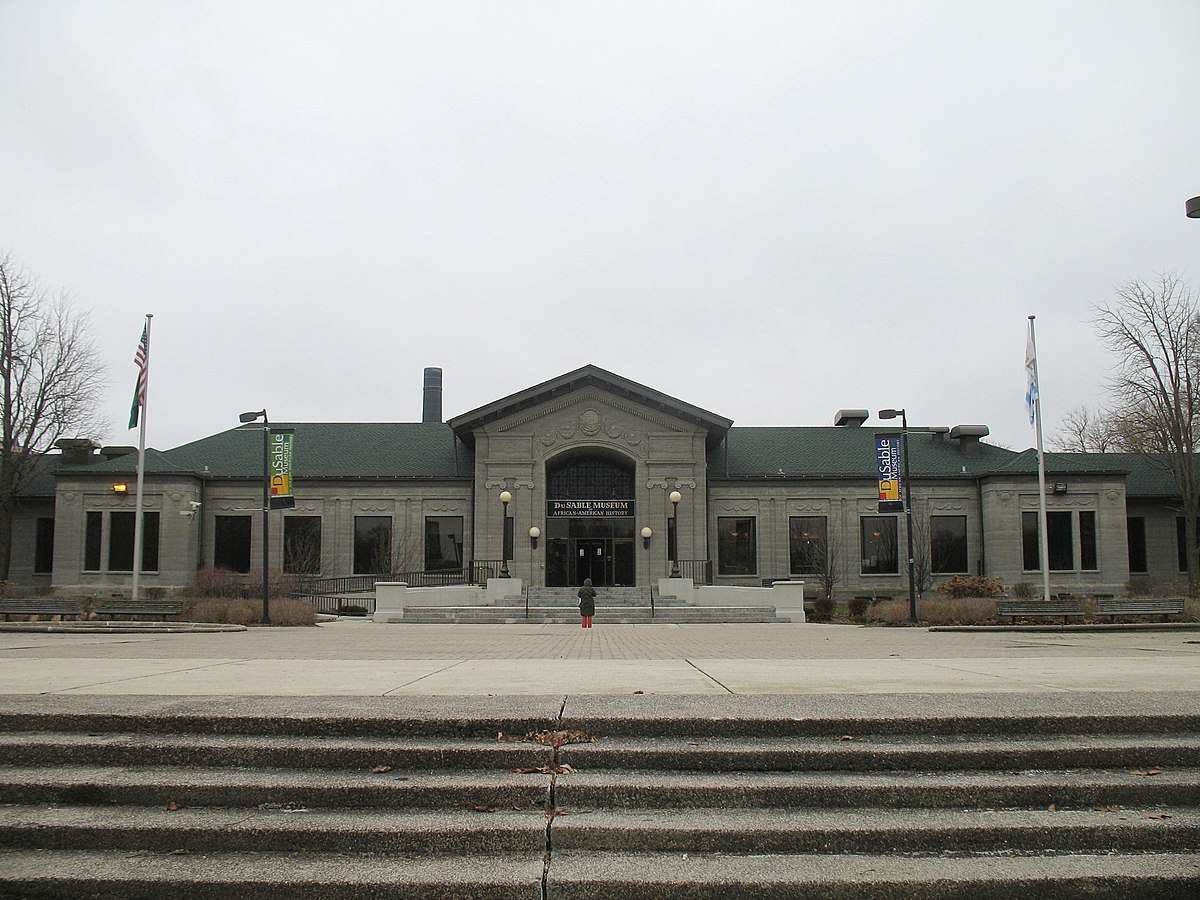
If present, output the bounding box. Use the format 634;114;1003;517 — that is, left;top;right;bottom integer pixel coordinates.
575;539;608;586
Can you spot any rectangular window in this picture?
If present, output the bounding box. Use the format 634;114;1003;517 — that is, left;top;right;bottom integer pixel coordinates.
284;516;322;575
108;512;135;571
860;517;898;574
34;517;54;574
1022;512;1039;571
84;512;102;571
214;515;252;573
425;516;464;571
930;515;968;574
1176;517;1199;572
789;516;827;575
1127;517;1147;574
1079;511;1097;571
718;516;757;575
1023;511;1074;571
140;512;160;573
354;516;392;575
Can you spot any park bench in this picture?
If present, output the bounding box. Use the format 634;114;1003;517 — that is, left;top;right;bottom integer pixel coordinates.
98;600;184;621
0;599;183;622
0;599;82;621
996;597;1185;624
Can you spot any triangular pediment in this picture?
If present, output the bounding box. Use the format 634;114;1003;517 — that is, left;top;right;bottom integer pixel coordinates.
448;365;732;449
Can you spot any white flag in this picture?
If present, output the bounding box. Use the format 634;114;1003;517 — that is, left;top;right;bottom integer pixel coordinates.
1025;325;1038;426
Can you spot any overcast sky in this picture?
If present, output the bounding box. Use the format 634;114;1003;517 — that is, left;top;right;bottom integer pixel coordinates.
3;1;1198;454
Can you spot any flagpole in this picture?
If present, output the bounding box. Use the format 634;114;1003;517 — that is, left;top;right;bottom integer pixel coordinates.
131;314;152;602
1028;315;1052;603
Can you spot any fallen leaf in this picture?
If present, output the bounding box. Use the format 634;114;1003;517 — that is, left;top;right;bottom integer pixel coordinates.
1145;813;1173;820
371;765;393;774
472;805;496;813
161;802;179;811
837;735;854;742
633;690;644;694
1047;804;1057;812
169;849;190;856
1129;770;1163;777
557;764;575;774
1093;806;1121;813
515;765;552;774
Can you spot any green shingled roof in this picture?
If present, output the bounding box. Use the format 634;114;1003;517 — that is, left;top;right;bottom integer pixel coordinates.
65;423;473;480
708;427;1020;478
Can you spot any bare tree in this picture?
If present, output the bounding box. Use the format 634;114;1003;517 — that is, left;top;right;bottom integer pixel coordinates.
1094;273;1200;595
0;254;106;580
1051;404;1122;452
792;526;842;601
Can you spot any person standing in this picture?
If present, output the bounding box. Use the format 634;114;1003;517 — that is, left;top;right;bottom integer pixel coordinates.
577;578;596;629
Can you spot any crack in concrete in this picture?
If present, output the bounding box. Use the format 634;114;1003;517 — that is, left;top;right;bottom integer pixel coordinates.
379;660;468;695
685;658;735;693
48;658;255;695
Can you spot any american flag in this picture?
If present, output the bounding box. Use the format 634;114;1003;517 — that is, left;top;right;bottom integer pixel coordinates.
128;323;150;429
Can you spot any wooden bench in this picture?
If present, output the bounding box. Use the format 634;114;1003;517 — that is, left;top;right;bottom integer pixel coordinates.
98;601;184;621
996;597;1185;624
0;599;184;622
0;599;82;621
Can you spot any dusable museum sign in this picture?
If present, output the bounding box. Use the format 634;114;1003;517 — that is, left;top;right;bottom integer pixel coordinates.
547;500;634;518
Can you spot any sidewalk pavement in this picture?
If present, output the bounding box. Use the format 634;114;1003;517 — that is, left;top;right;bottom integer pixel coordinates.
0;620;1197;698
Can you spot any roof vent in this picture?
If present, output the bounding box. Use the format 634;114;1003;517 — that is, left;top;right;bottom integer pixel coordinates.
54;438;100;465
834;409;870;427
950;424;990;458
100;446;137;461
927;426;950;444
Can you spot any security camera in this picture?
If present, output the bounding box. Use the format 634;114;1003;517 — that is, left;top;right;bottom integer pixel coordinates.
188;501;202;510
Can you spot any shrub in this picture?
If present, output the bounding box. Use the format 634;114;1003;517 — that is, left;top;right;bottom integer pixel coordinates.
868;597;998;626
847;596;870;618
181;596;317;627
1011;581;1037;599
937;575;1004;599
810;595;835;622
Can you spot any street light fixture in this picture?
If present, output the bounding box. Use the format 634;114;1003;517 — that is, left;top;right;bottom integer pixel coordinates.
499;490;512;578
878;408;917;625
238;409;270;625
641;526;653;550
669;490;682;578
1187;196;1200;218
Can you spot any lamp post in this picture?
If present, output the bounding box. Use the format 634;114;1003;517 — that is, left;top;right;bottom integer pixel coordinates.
641;526;653;550
669;490;682;578
526;526;539;617
879;408;917;624
1187;196;1200;218
238;409;270;625
499;490;512;578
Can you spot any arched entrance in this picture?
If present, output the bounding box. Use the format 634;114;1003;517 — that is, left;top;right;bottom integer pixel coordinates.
544;450;636;587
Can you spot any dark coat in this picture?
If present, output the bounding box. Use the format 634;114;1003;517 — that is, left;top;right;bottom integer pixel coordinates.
577;585;597;617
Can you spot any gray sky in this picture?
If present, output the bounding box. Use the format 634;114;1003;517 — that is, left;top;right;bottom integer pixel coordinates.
3;1;1198;453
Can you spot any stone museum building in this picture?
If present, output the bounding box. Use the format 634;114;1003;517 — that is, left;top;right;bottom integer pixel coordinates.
8;365;1191;600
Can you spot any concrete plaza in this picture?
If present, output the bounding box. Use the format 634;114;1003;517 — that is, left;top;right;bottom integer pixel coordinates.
0;620;1197;698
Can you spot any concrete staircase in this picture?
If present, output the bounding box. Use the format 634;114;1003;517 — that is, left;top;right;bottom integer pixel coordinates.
400;586;784;624
0;699;1197;897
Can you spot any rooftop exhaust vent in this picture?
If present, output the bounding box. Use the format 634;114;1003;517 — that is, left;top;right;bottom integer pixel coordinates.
833;409;870;427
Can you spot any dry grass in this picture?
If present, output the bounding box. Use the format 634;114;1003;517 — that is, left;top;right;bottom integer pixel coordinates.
868;597;998;626
1185;597;1200;622
181;597;316;627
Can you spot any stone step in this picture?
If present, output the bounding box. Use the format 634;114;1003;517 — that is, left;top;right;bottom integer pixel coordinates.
0;849;544;899
3;730;1194;773
397;606;783;624
2;849;1197;899
2;702;1197;898
544;851;1200;898
2;764;1196;812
